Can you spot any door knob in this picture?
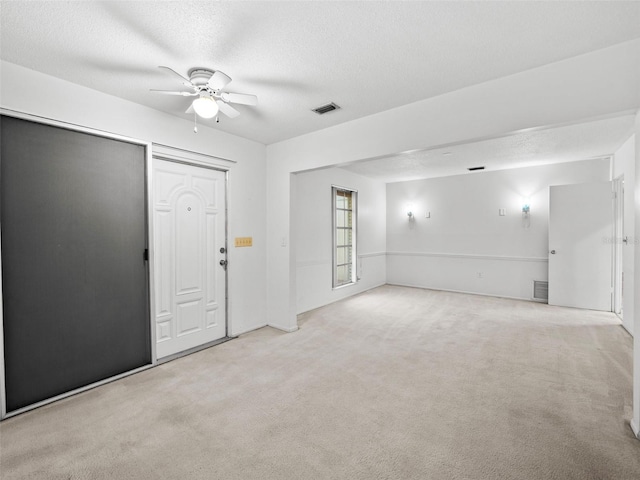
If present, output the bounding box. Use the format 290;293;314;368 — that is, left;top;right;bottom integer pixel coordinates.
550;250;556;254
219;259;228;270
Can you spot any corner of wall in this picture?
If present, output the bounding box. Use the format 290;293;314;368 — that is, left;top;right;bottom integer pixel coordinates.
632;108;640;439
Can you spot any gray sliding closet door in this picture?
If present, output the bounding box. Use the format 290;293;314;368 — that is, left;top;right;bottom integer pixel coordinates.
1;116;150;413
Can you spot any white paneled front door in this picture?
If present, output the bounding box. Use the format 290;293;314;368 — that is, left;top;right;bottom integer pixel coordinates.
153;159;227;358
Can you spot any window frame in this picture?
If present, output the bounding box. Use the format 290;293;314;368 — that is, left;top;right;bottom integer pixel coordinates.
332;185;358;289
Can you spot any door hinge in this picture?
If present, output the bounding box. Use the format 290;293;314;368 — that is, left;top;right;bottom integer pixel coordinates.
143;249;149;262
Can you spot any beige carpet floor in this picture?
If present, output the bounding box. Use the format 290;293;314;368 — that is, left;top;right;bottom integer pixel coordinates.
1;285;639;479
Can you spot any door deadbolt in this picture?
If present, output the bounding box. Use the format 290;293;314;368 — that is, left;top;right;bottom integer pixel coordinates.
220;247;226;254
550;250;556;254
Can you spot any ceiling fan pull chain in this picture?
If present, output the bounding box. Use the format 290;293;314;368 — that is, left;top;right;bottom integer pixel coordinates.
193;111;198;134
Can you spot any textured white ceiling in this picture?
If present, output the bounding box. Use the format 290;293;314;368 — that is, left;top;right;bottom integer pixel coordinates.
339;115;636;183
1;1;640;145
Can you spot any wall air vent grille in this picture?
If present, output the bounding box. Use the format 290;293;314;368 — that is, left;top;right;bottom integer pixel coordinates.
312;102;341;115
533;281;549;301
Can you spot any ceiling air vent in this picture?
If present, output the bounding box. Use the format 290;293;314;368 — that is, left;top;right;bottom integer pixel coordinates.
312;102;341;115
467;166;485;171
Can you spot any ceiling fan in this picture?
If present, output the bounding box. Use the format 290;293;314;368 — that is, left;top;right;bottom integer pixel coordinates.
151;66;257;121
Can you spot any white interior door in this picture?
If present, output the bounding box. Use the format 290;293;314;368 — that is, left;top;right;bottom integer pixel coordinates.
153;159;227;358
548;181;612;311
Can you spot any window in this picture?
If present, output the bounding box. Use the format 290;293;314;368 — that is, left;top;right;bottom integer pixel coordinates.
333;186;357;288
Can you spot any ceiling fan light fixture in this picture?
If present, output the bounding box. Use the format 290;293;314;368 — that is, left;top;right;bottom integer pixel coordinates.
192;96;219;119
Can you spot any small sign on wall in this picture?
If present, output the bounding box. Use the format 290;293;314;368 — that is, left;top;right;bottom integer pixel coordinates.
235;237;253;247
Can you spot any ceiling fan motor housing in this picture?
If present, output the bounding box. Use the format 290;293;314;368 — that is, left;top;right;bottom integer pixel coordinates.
188;68;215;88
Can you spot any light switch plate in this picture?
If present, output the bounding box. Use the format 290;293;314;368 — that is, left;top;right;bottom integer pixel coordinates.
235;237;253;247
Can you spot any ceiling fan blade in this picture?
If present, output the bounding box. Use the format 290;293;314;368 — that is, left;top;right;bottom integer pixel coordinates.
150;89;197;96
158;66;194;87
207;71;232;90
221;92;258;106
216;100;240;118
185;104;194;114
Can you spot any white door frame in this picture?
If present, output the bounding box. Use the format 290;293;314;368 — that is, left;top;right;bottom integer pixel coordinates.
613;175;624;317
149;153;231;359
151;143;235;340
0;108;153;419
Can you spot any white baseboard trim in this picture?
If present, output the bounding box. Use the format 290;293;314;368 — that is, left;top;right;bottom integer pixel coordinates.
231;324;268;337
296;282;387;315
631;418;640;439
268;323;299;333
619;321;634;337
386;282;546;303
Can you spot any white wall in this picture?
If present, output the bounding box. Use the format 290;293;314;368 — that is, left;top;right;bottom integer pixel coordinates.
266;39;640;332
0;61;268;337
385;159;610;300
613;135;636;335
295;167;386;314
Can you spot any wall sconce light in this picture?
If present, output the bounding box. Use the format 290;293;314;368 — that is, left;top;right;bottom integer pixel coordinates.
521;198;531;229
406;203;414;219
